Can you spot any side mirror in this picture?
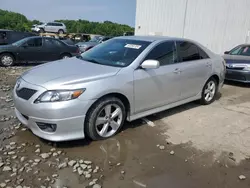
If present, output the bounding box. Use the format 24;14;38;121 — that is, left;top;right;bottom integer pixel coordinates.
224;51;230;54
141;60;160;69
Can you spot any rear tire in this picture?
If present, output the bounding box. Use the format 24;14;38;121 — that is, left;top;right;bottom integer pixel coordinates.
58;29;64;34
85;97;126;140
200;77;218;105
60;53;71;59
0;53;15;67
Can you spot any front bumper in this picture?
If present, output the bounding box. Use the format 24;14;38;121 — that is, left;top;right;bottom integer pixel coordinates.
225;69;250;83
13;78;95;142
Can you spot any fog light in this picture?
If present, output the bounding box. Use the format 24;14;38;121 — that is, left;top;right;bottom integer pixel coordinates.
36;122;57;132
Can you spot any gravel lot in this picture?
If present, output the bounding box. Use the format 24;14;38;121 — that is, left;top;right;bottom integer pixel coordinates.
0;66;250;188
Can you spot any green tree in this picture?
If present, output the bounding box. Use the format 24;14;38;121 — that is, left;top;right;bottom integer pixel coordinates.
0;9;134;35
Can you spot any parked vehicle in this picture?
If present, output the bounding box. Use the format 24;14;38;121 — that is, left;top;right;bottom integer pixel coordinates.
32;22;67;34
76;36;113;52
0;36;80;66
0;29;37;45
13;36;225;142
223;45;250;83
59;37;75;45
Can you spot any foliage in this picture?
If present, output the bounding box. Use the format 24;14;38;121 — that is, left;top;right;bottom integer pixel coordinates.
0;9;134;36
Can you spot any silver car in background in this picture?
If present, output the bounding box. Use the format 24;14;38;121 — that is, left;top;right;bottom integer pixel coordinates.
32;22;67;34
13;36;225;142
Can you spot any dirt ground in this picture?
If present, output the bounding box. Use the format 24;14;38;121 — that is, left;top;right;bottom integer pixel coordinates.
0;65;250;188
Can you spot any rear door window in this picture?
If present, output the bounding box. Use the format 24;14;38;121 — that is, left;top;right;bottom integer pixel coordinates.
177;41;203;62
44;38;65;47
144;41;177;66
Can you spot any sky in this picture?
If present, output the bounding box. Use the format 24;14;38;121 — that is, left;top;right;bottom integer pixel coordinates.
1;0;136;27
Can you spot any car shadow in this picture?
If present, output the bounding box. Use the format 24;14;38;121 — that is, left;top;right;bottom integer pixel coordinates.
14;62;44;67
49;93;222;149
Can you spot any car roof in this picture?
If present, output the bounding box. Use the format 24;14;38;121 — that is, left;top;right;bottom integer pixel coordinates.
0;29;13;32
47;22;63;24
115;35;188;42
238;44;250;47
24;36;59;40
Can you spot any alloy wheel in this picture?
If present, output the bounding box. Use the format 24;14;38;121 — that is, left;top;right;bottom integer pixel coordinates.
95;104;123;138
204;80;216;102
1;55;13;66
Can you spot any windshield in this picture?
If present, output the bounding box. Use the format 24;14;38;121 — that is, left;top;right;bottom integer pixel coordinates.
229;46;250;56
79;38;151;67
12;38;29;46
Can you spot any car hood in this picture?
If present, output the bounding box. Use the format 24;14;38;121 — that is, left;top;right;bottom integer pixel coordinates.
223;54;250;64
0;44;14;49
21;57;121;89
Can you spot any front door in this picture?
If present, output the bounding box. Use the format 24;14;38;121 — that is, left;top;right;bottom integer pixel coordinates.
44;23;53;32
176;41;212;99
134;41;182;113
18;38;45;62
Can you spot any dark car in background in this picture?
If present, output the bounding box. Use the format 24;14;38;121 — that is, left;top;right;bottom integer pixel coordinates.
223;44;250;83
76;36;113;52
0;29;37;45
0;36;80;66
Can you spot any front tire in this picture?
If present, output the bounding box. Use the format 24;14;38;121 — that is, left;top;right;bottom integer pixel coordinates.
85;97;126;140
39;28;45;33
200;78;218;105
0;53;15;67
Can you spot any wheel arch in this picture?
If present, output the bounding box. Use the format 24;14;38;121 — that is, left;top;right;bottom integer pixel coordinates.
60;52;72;58
0;52;16;60
86;92;131;120
209;74;220;85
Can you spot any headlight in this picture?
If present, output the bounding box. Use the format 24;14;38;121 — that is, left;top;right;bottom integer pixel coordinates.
243;65;250;71
34;89;85;103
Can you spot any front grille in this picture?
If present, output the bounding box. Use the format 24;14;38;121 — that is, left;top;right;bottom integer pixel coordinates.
16;88;37;100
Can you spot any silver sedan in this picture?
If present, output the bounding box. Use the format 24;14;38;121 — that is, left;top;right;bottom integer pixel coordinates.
13;36;225;142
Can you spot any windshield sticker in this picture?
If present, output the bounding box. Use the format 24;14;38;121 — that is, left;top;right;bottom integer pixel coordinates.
124;44;142;49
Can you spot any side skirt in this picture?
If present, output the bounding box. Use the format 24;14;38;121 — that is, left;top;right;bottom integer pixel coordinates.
128;94;201;122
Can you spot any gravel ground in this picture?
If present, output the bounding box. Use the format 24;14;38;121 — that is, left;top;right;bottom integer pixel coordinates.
0;65;250;188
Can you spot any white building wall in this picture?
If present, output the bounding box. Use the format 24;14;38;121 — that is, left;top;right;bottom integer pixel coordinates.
135;0;250;54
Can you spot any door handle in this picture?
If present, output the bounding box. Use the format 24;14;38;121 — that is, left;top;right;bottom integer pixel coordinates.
173;68;182;74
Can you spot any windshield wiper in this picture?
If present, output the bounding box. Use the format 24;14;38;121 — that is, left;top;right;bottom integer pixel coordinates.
85;58;101;64
77;56;101;64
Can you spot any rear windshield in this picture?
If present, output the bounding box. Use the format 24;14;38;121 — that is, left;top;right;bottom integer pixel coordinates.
79;39;151;67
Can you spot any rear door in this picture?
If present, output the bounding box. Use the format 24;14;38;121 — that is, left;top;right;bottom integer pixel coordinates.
176;41;212;100
43;38;63;61
134;41;183;113
18;37;45;62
